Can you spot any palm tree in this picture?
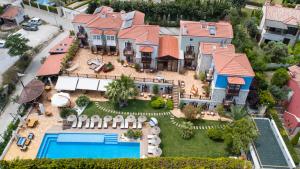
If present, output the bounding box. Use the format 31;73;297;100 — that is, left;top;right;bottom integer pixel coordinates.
105;75;137;107
227;105;249;121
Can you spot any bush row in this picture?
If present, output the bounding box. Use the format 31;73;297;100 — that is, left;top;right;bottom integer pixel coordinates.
268;109;300;164
0;157;251;169
245;0;263;7
0;120;19;156
61;39;80;69
72;0;92;9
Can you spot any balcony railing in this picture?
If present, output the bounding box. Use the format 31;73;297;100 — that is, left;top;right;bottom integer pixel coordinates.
141;57;151;62
223;99;236;107
226;88;240;96
180;94;211;100
123;48;134;56
184;51;196;59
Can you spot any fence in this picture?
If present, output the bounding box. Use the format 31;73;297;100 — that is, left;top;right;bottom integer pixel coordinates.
180;94;211;100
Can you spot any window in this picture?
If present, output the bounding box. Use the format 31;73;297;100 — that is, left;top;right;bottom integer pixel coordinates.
97;35;101;40
186;45;194;53
125;42;132;48
190;38;193;41
286;27;298;36
111;36;115;40
107;36;110;40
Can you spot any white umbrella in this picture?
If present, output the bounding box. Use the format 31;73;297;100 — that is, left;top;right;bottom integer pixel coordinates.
151;136;161;145
149;117;158;126
114;115;124;122
51;92;70;107
126;115;136;123
39;103;45;114
151;126;161;135
104;115;112;122
67;114;77;122
138;115;147;122
153;147;162;157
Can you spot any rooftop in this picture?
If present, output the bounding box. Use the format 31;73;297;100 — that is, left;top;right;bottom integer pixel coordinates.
36;54;65;77
265;4;300;26
118;25;160;45
49;36;74;54
200;42;235;55
0;6;22;20
158;36;179;59
180;20;233;38
289;65;300;87
213;52;255;77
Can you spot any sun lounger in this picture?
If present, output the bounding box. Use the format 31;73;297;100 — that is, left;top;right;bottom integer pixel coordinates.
138;122;142;129
103;121;108;129
77;119;83;128
66;63;79;72
20;145;28;152
98;119;102;129
148;145;157;154
147;135;156;139
17;137;26;147
90;118;95;129
124;119;129;129
85;118;90;129
120;121;125;129
132;121;137;129
112;120;117;129
28;133;34;140
71;120;77;128
94;63;105;73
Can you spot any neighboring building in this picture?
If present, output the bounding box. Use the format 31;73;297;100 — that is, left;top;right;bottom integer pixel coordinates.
209;52;254;108
0;5;24;25
284;65;300;135
249;118;296;169
179;20;233;69
157;36;179;72
259;3;300;46
118;25;160;69
72;6;145;54
49;36;75;54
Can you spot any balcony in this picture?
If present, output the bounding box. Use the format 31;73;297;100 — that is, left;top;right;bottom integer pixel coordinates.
141;57;151;62
223;98;235;107
123;48;134;56
184;51;196;59
226;88;240;96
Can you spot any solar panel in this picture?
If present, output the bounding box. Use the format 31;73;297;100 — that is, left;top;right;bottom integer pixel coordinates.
125;11;135;20
209;27;216;35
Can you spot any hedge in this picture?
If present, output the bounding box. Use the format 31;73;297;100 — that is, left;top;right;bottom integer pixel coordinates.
39;4;48;11
61;39;79;69
245;0;263;7
30;1;38;8
48;6;58;14
0;120;19;156
0;158;251;169
268;109;300;164
72;0;92;9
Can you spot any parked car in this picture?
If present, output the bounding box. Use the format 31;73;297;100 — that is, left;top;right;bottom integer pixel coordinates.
0;40;5;48
22;23;38;31
28;17;42;26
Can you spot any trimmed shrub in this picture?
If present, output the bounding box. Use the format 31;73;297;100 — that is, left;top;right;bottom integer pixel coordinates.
124;129;142;139
150;97;165;109
207;128;224;141
291;132;300;146
134;63;140;71
75;95;90;107
180;121;195;140
48;6;58;14
152;84;159;95
61;39;79;69
199;72;206;82
166;99;173;110
60;108;76;118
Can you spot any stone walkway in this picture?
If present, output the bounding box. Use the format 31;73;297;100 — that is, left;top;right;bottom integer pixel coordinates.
95;102;228;130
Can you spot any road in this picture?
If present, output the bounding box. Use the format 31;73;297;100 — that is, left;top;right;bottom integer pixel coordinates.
23;5;74;30
0;31;68;139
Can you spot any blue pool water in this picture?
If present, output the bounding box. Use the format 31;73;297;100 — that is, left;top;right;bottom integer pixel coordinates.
37;133;140;159
36;0;55;6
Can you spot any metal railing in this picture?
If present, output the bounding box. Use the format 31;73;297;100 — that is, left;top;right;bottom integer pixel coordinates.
180;94;211;100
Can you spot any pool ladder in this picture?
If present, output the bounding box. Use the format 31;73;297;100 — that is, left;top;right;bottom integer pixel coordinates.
104;134;118;144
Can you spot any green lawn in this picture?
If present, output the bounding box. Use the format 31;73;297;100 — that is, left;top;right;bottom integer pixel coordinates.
83;100;229;157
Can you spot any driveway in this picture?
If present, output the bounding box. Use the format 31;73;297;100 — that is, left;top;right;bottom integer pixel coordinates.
14;25;59;48
0;49;20;84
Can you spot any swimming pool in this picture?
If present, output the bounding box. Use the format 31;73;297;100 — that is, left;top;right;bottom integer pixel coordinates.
36;0;55;6
37;133;140;159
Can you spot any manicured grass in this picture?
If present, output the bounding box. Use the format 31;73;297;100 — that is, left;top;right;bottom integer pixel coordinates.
83;100;229;157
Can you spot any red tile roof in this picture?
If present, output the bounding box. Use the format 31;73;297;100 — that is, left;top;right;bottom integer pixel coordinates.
200;42;235;55
118;25;160;45
158;36;179;59
103;30;117;35
93;6;113;15
87;13;123;29
213;52;255;77
139;46;153;53
227;77;245;85
0;6;22;20
90;29;103;35
265;4;300;26
49;36;74;54
72;14;97;24
180;20;233;38
37;54;65;77
284;111;300;134
286;66;300;120
132;11;145;25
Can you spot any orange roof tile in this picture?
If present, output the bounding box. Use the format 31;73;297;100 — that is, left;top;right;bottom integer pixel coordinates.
289;65;300;87
180;20;233;38
213;52;255;77
200;42;235;55
103;30;117;35
139;46;153;53
132;11;145;25
265;5;300;26
49;36;74;54
158;36;179;59
37;54;65;77
227;77;245;85
72;14;97;24
118;25;160;45
90;29;103;35
0;6;22;20
87;13;123;29
93;6;113;15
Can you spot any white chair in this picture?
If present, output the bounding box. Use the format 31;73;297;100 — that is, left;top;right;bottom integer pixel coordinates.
71;120;77;128
124;119;129;129
112;120;117;129
120;121;125;129
103;121;108;129
97;119;102;129
132;121;137;129
77;119;83;128
85;118;90;129
147;135;155;139
138;122;142;129
90;118;95;129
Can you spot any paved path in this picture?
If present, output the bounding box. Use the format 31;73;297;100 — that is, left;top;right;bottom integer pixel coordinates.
0;31;68;139
23;5;74;30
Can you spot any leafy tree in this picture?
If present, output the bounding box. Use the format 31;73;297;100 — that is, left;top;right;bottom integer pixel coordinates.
207;128;224;141
105;75;137;107
216;104;225;116
232;25;254;52
262;41;288;63
86;0;99;14
271;68;290;87
223;118;258;154
268;85;291;102
60;108;77;118
246;47;267;71
291;131;300;146
182;104;199;120
254;72;269;90
150;97;165;109
227;105;248;121
152;84;159;95
230;0;247;9
75;95;90;107
5;34;30;56
259;90;276;107
180;121;195;140
244;18;259;38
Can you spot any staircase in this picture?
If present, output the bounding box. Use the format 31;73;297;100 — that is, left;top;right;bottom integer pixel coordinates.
104;134;118;144
172;85;180;108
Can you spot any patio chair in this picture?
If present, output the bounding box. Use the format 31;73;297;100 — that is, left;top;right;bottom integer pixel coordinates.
90;118;95;129
112;120;117;129
20;145;28;152
97;119;102;129
148;145;157;154
137;122;142;129
28;133;34;140
17;137;26;147
77;119;83;128
124;119;129;129
132;121;137;129
85;118;90;129
148;139;156;145
71;120;77;128
103;121;108;129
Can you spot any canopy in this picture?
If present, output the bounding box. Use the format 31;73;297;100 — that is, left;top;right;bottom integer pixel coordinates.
36;54;65;77
51;92;70;107
55;76;78;91
151;126;161;135
149;117;158;126
77;78;100;91
138;115;147;122
227;77;245;85
18;79;44;104
98;79;112;92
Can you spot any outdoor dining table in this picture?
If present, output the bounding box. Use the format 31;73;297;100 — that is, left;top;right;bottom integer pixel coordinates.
26;118;38;128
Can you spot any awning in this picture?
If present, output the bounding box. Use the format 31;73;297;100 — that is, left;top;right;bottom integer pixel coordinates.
139;46;153;53
97;79;112;92
77;78;100;91
227;77;245;85
36;54;65;77
55;76;78;91
17;80;44;104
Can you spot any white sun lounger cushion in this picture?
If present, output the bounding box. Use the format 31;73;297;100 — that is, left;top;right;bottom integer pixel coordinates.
85;119;90;129
98;119;102;129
